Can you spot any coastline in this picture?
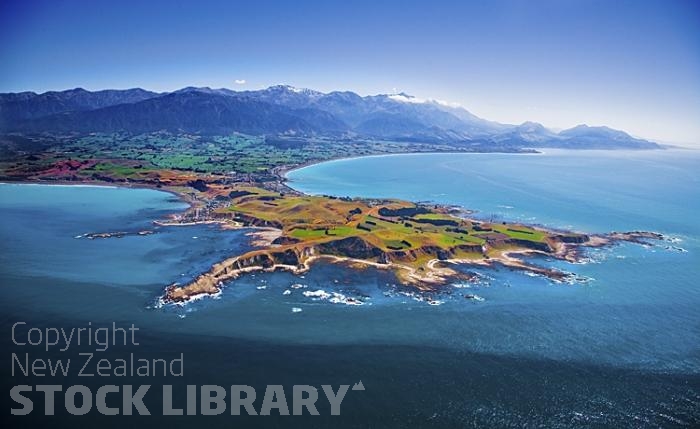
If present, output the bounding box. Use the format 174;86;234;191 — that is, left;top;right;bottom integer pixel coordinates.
160;231;615;305
0;177;207;222
276;149;542;184
2;153;669;307
0;179;193;207
1;148;541;229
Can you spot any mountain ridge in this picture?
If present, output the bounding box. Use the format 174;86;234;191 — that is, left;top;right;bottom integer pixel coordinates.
0;85;660;149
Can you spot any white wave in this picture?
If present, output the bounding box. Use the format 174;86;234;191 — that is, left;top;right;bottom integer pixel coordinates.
303;289;365;306
452;282;472;289
303;289;331;299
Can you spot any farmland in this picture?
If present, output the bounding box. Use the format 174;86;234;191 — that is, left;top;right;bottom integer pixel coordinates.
0;131;497;181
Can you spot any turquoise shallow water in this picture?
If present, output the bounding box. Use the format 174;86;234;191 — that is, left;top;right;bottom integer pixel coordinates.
1;149;699;427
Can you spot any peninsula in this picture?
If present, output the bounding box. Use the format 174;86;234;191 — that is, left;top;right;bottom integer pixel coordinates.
0;86;667;305
157;181;658;304
0;136;666;305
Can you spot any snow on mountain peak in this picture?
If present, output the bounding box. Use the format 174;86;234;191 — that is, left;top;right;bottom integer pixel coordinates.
268;84;322;97
388;93;462;108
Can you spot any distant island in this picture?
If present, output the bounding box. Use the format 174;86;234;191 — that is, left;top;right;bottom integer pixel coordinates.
0;84;667;305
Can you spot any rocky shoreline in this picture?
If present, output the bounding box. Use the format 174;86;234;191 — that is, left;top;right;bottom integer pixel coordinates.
160;224;667;305
4;169;672;308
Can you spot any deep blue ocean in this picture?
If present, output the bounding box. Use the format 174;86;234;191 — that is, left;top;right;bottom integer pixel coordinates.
2;149;699;427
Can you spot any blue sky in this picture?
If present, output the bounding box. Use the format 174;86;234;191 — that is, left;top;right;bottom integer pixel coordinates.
1;0;698;144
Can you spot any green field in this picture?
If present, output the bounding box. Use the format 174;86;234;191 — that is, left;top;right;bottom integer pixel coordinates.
215;187;550;265
0;131;492;179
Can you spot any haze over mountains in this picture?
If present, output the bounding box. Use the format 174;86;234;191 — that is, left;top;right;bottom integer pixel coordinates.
0;85;659;149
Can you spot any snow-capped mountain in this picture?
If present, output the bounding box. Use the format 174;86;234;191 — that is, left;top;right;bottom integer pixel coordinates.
0;85;660;149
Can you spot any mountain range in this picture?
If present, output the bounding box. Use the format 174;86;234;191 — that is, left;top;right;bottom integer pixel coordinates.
0;85;660;149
